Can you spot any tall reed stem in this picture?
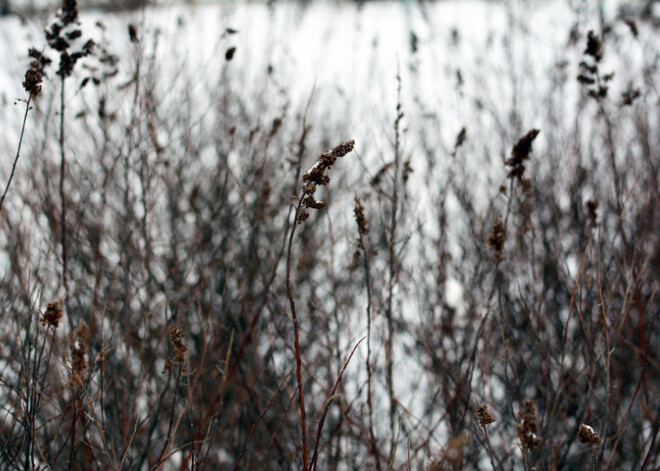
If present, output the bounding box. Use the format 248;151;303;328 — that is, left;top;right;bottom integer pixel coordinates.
285;199;309;470
59;79;69;319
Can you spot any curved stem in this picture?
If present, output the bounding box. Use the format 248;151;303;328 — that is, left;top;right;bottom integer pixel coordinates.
285;198;308;470
0;95;32;213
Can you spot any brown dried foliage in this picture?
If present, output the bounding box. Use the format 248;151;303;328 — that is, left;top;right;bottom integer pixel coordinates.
476;403;496;427
518;399;542;452
40;302;63;328
68;322;88;388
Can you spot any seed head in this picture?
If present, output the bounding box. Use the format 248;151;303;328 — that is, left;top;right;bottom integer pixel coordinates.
41;302;63;328
170;327;188;364
68;322;89;388
353;197;369;236
488;215;506;262
23;60;44;97
518;398;542;451
586;197;599;228
298;140;355;224
128;24;138;43
476;403;496;427
578;424;601;448
584;30;603;62
506;129;540;180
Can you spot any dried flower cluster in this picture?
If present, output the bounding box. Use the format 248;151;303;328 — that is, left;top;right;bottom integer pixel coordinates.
23;48;53;97
128;23;138;43
163;327;188;373
621;86;641;106
584;30;603;62
352;196;369;266
402;158;413;183
506;129;540;180
476;403;496;427
577;30;613;99
40;302;63;328
45;0;94;78
454;127;467;153
518;398;542;451
488;214;506;262
578;424;602;451
170;327;188;363
586;197;599;228
68;322;88;388
23;58;44;96
297;140;355;224
353;196;369;236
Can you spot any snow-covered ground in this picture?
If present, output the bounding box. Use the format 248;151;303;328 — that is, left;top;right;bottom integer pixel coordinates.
1;0;652;296
2;0;647;215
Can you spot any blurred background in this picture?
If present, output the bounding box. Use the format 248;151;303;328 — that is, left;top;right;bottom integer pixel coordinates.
0;0;658;469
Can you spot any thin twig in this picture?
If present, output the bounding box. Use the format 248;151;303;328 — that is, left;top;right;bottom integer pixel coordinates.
58;79;70;329
309;337;364;471
356;196;382;471
232;372;290;471
285;198;309;470
0;95;32;213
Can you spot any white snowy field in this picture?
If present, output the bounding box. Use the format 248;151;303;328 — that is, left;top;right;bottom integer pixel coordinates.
0;0;655;303
1;0;653;233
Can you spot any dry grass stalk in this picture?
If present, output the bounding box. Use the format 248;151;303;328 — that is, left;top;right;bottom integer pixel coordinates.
286;139;355;469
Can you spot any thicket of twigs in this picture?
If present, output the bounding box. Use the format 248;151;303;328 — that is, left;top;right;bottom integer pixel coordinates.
0;1;658;470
